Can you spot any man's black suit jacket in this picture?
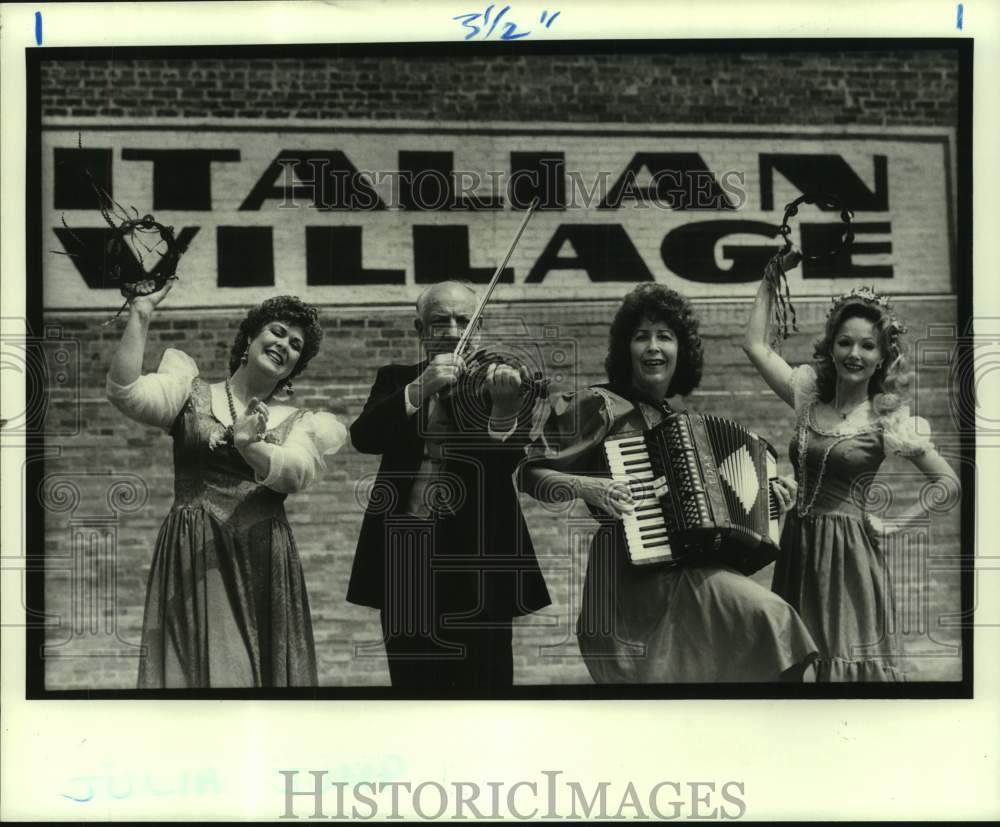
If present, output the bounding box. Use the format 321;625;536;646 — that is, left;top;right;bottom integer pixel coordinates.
348;363;551;620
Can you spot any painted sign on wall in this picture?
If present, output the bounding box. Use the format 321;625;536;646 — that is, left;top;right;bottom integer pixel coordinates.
42;123;955;308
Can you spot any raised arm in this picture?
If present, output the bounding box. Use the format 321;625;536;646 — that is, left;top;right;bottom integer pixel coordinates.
105;280;197;432
107;280;174;387
741;252;800;408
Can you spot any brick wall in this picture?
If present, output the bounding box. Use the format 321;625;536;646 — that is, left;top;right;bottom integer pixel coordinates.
40;297;963;688
37;48;964;688
40;50;959;126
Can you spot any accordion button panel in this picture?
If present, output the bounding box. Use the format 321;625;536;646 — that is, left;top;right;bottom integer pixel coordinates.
766;451;780;544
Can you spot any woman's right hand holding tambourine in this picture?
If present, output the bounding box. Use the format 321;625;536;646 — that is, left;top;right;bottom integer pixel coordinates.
129;278;175;318
778;250;802;272
766;250;802;285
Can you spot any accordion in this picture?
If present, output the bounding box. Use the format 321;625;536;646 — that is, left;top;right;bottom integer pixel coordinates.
603;412;781;576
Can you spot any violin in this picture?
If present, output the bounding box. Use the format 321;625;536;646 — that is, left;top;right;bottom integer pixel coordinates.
442;347;550;433
432;198;550;433
462;349;550;400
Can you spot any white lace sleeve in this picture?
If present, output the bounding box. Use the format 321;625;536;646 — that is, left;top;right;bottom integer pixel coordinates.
257;410;348;494
787;364;819;416
105;348;198;432
882;405;935;458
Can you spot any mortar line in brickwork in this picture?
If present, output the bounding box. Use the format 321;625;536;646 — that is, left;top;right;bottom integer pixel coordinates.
38;121;955;144
42;294;960;316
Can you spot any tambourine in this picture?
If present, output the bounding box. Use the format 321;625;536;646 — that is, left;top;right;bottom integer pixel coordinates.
766;192;855;343
777;192;855;261
53;134;187;325
101;213;183;325
106;214;181;293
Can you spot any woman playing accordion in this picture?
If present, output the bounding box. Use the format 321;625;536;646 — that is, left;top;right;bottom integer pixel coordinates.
520;284;819;683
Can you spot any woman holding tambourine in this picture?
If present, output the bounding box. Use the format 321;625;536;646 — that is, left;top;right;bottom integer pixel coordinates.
105;276;347;688
742;195;960;681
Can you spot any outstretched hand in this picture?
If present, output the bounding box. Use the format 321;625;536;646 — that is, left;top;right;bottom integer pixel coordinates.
233;397;269;450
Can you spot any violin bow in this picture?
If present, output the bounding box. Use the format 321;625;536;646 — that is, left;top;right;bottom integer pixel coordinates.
453;196;541;360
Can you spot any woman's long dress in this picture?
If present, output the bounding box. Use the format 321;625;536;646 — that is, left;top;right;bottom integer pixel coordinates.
106;348;346;688
772;364;935;682
525;385;819;684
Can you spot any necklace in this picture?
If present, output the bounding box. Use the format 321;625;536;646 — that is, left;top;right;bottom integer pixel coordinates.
225;375;279;422
209;376;242;451
810;400;879;438
208;376;282;452
831;397;868;420
795;401;879;517
225;375;239;425
795;421;852;517
215;376;264;450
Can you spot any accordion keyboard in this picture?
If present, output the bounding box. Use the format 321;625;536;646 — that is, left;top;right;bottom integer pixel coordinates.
603;434;674;564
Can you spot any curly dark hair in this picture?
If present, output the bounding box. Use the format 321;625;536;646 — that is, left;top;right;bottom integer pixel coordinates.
227;295;324;380
604;283;704;397
813;300;910;412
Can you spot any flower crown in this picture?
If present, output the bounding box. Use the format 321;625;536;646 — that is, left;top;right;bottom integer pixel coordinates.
828;286;908;353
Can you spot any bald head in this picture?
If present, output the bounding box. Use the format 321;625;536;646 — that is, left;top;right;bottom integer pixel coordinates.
415;281;478;319
414;281;479;356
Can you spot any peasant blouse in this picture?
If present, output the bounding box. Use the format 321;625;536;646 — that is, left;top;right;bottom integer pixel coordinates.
106;347;346;494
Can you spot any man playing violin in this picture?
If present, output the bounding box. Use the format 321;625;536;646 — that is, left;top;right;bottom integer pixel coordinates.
347;280;551;690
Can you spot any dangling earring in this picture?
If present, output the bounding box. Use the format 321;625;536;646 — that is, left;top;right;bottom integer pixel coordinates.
240;348;249;365
282;379;294;397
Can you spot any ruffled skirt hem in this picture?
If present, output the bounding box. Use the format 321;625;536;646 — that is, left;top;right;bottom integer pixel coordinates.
577;563;820;684
812;656;906;682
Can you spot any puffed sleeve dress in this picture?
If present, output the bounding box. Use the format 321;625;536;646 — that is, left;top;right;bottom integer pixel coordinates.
772;364;935;681
106;348;347;688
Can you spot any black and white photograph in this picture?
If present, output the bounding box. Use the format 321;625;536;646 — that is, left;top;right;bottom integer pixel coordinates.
27;36;972;696
2;0;998;821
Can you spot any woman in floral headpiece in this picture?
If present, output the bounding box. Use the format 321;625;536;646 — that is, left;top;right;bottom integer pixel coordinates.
106;279;347;688
742;254;960;681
